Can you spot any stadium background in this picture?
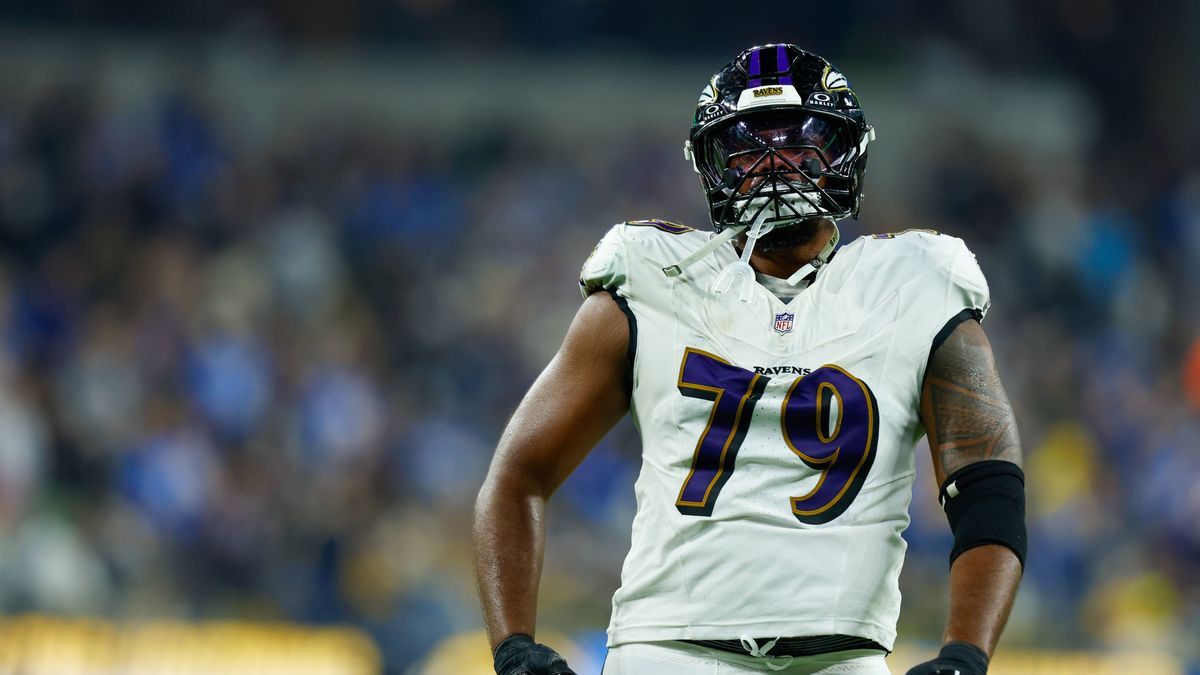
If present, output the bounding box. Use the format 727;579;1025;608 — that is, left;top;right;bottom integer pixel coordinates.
0;1;1197;673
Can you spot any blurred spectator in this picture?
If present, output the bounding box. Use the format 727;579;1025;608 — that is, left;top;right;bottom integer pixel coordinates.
0;10;1196;672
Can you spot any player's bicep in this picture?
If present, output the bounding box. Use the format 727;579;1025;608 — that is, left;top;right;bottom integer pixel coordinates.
919;318;1022;486
487;291;631;498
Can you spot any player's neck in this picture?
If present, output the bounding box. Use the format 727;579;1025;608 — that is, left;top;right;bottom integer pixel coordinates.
740;219;837;279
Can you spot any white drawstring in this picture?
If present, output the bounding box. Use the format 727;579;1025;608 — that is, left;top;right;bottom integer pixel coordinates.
738;635;794;671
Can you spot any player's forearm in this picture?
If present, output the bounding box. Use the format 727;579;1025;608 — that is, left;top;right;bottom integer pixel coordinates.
473;471;547;651
943;544;1022;656
472;293;632;654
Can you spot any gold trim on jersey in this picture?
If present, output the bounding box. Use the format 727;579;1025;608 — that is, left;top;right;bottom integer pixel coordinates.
815;380;844;444
780;364;877;519
627;219;694;235
674;347;763;511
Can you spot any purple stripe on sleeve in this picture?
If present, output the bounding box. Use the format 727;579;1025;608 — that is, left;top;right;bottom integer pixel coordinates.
747;48;762;87
777;45;793;84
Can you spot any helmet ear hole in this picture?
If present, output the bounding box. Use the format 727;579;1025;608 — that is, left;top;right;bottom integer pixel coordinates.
850;156;867;217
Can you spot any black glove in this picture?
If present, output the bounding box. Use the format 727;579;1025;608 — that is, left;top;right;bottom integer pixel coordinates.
493;634;577;675
905;642;989;675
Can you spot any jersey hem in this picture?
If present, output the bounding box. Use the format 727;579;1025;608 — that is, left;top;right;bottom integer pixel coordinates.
606;619;896;652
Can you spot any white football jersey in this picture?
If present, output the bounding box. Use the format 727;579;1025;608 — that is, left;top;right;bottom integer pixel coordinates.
579;220;990;650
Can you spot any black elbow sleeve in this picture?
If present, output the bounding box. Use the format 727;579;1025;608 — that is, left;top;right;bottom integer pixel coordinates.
939;460;1027;568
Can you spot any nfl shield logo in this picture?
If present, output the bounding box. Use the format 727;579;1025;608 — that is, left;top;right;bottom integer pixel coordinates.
774;312;794;334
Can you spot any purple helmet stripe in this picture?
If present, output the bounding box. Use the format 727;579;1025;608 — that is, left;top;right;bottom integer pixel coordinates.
747;48;762;87
777;45;793;84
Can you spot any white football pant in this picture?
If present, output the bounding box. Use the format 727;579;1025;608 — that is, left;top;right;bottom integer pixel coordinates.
602;641;891;674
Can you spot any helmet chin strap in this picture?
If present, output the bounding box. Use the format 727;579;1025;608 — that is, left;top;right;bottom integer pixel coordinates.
660;217;840;297
785;221;840;286
661;224;747;278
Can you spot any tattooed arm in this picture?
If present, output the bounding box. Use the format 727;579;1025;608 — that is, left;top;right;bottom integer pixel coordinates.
919;317;1023;658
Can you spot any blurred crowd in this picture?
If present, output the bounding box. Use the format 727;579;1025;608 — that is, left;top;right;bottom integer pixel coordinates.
0;4;1199;674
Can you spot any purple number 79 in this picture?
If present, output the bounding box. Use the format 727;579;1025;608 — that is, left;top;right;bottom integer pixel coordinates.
674;348;879;524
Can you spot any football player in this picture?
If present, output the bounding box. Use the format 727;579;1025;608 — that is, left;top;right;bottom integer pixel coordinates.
474;44;1025;675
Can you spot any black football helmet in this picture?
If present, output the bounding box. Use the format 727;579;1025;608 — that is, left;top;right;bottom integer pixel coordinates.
685;44;875;232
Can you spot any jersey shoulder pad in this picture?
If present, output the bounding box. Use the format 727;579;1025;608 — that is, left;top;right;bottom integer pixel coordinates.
854;229;990;318
579;220;706;297
580;223;629;297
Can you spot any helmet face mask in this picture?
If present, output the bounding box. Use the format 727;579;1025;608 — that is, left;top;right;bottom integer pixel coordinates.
687;44;874;232
697;109;859;229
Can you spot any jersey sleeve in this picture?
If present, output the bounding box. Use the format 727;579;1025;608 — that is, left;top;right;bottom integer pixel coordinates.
870;231;993;390
914;234;991;372
939;236;990;321
579;223;629;298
